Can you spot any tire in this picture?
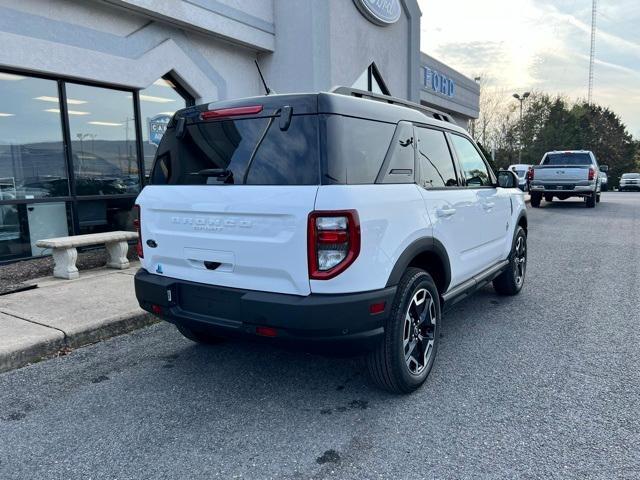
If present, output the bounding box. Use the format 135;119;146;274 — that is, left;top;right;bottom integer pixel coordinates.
493;226;527;296
544;194;553;202
586;192;596;208
176;324;225;344
530;192;542;208
366;268;440;394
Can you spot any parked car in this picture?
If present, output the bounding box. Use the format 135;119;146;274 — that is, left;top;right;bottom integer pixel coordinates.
133;89;528;394
619;173;640;191
600;171;608;191
508;164;532;191
528;150;607;208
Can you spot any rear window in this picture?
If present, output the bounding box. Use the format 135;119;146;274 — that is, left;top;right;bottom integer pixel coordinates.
542;153;591;166
151;114;319;185
622;173;640;179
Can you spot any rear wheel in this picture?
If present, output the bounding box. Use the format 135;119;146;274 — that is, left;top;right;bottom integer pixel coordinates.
530;192;542;208
586;192;596;208
544;194;553;202
176;324;225;344
366;268;440;394
493;227;527;296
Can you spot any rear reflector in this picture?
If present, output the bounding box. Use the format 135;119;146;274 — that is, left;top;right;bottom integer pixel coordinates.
151;304;162;315
201;105;263;120
256;326;278;337
369;302;386;315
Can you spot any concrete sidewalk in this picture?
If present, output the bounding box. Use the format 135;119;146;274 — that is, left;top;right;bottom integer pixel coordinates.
0;262;155;373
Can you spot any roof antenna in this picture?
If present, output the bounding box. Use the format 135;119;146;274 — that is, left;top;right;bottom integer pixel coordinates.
255;60;273;95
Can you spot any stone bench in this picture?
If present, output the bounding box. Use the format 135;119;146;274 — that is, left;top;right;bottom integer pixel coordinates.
36;231;139;280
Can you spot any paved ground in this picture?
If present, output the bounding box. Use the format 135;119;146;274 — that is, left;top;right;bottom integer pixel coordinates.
1;192;639;479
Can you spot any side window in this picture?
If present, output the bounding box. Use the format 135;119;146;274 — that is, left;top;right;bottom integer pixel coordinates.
377;122;415;184
415;127;458;188
324;115;395;184
450;134;493;187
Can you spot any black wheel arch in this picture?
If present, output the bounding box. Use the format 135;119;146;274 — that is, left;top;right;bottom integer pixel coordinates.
516;210;528;233
385;237;451;294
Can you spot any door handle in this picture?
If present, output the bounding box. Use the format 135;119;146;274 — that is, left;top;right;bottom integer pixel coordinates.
436;207;457;218
482;202;495;210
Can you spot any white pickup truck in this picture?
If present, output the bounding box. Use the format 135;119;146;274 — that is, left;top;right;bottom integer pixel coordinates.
528;150;607;208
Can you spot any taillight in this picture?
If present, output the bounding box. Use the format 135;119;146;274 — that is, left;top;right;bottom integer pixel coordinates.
134;205;143;258
588;167;595;181
308;210;360;280
201;105;263;120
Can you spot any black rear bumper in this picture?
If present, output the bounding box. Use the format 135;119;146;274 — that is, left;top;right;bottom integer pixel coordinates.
134;269;395;353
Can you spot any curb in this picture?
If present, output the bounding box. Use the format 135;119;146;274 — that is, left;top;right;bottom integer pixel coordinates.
0;311;159;374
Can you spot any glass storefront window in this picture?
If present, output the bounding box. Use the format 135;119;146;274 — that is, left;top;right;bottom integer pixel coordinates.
77;197;136;235
66;83;140;196
0;202;72;261
139;77;190;179
0;74;69;199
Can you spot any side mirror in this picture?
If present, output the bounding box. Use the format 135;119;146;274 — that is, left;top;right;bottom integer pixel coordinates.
497;169;519;188
599;165;609;172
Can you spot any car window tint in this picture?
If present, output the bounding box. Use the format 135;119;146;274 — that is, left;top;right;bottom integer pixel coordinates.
415;127;458;188
378;122;415;184
324;115;395;184
450;134;492;187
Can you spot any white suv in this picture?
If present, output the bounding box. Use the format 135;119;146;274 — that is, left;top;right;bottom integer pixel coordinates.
134;89;528;393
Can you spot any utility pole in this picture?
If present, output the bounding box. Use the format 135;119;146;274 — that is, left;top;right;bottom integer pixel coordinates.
512;92;530;163
588;0;597;104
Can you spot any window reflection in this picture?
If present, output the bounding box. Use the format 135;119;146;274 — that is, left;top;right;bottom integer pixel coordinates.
0;75;69;199
66;83;140;195
140;77;190;179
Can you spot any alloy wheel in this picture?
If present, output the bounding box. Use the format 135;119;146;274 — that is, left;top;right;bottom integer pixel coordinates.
403;288;437;375
514;235;527;287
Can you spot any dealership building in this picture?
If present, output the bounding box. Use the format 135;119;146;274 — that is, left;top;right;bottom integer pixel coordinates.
0;0;480;262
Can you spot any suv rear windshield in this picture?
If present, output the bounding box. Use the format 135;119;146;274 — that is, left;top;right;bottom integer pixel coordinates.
542;153;591;166
150;113;399;186
151;114;320;185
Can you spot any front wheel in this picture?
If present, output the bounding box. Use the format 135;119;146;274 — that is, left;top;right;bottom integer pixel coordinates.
366;268;440;394
493;226;527;296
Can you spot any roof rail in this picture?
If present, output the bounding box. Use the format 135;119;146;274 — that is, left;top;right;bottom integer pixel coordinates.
330;86;452;123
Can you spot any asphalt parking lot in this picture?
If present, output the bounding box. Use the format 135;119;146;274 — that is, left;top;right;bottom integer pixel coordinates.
1;192;639;479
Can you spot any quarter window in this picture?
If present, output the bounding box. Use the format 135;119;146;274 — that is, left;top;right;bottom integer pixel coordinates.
450;134;492;187
415;127;458;188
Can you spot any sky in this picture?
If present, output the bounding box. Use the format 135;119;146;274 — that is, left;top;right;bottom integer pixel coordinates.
418;0;640;138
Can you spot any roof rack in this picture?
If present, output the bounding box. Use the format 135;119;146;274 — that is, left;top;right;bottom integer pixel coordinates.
330;86;451;123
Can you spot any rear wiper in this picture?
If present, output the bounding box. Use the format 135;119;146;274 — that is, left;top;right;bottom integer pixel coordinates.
195;168;234;183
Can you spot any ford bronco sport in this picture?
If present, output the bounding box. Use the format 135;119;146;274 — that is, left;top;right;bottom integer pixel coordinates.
134;88;528;393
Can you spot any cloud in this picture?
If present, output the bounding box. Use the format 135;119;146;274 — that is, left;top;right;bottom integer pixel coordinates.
418;0;640;136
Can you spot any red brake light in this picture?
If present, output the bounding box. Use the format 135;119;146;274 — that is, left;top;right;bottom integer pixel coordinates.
308;210;360;280
134;204;143;258
201;105;263;120
588;167;595;181
256;326;278;337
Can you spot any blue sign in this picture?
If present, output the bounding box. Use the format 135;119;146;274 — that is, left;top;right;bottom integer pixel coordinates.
147;114;172;146
422;66;456;98
353;0;401;26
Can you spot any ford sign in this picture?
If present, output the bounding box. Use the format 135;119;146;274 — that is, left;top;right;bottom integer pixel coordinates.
147;114;172;146
353;0;401;26
422;66;456;98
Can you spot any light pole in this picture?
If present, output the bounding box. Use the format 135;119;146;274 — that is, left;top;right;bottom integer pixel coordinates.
513;91;530;163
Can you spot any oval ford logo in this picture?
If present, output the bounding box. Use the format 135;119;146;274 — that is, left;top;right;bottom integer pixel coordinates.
353;0;401;26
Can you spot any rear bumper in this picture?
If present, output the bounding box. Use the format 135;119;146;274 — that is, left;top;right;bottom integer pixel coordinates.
530;182;594;194
134;269;395;353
